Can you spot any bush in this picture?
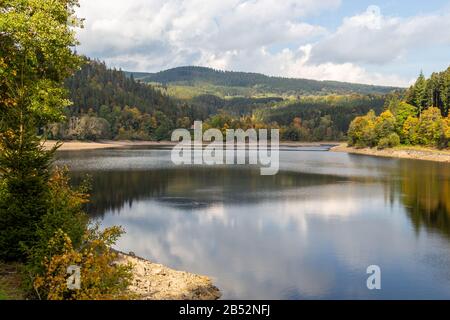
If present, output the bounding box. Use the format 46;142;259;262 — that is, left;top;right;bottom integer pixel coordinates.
20;168;133;300
281;126;310;141
348;110;377;148
375;110;397;141
377;133;400;149
417;107;445;147
443;116;450;148
26;168;90;272
32;226;133;300
402;116;420;145
388;133;401;147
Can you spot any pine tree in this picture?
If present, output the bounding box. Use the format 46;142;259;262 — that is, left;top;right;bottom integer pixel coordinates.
413;72;427;114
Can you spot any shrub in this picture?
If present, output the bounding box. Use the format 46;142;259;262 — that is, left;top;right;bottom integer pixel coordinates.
438;115;450;149
416;107;444;146
281;126;310;141
388;133;401;147
378;133;400;149
402;116;420;145
32;226;133;300
23;169;133;300
377;138;390;149
394;102;418;134
348;110;376;148
375;110;397;141
26;168;90;273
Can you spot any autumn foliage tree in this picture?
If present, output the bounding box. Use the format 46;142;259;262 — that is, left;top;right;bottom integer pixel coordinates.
33;227;132;300
0;1;133;300
0;0;83;260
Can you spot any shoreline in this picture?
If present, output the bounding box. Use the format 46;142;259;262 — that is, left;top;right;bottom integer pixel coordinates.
44;140;340;151
0;252;222;300
117;252;221;300
331;143;450;163
44;140;177;151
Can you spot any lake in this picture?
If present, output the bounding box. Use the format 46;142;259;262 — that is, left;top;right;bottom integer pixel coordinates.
56;146;450;299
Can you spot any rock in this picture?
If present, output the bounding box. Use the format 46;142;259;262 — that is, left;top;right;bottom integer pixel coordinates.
115;253;221;300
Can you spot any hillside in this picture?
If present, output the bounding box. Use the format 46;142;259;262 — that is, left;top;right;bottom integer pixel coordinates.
127;66;400;96
66;59;177;116
53;59;395;142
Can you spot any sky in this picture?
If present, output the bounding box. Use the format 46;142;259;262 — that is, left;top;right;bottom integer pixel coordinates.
75;0;450;87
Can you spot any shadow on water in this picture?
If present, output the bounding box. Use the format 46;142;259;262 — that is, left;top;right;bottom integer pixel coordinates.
69;167;350;218
67;151;450;240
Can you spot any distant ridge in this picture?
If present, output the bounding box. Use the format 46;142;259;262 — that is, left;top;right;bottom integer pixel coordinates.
125;66;401;95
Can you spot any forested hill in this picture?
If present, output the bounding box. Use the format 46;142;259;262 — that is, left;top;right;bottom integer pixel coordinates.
66;59;177;116
127;66;400;95
55;58;397;142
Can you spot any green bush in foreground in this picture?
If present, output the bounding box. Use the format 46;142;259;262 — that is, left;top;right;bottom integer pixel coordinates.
26;169;90;277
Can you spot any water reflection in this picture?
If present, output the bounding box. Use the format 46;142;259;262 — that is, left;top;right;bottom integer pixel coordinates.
68;168;350;217
57;148;450;299
396;160;450;238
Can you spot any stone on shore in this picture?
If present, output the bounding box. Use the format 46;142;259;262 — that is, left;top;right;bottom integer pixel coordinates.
116;253;221;300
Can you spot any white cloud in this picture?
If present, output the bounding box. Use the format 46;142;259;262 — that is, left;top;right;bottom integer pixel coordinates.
196;44;410;86
310;5;450;65
75;2;447;86
76;0;335;68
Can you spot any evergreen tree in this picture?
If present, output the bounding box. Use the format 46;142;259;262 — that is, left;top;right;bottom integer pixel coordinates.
0;0;82;260
413;72;427;114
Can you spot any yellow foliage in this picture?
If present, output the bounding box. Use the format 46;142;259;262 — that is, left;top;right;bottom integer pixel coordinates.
402;116;420;145
444;116;450;140
33;227;133;300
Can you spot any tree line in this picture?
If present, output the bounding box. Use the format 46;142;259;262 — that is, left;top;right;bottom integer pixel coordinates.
405;67;450;116
348;68;450;149
136;66;398;95
49;60;392;142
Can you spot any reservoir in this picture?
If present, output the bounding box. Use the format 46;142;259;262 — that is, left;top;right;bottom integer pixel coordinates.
57;146;450;299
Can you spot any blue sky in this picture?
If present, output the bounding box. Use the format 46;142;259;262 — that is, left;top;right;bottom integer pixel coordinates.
76;0;450;86
307;0;450;26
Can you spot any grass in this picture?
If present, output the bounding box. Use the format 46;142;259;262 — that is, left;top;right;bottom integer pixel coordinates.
0;262;25;300
0;289;8;300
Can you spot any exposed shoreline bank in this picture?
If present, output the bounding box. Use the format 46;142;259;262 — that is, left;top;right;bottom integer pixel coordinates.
331;143;450;163
44;140;176;151
44;140;340;151
117;252;221;300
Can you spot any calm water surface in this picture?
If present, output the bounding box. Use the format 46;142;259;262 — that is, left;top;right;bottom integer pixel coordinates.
56;146;450;299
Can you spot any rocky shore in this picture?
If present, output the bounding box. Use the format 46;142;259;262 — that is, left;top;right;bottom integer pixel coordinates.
331;143;450;163
116;253;221;300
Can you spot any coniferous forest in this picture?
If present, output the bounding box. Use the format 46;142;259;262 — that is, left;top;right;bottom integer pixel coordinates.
49;59;406;142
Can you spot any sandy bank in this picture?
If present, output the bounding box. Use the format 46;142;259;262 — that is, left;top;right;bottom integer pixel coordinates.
43;140;177;151
331;143;450;163
44;140;340;151
116;253;221;300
